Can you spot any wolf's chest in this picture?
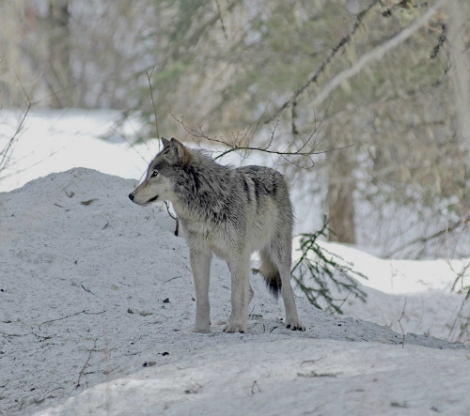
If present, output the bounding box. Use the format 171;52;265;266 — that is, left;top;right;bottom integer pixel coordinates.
182;220;232;258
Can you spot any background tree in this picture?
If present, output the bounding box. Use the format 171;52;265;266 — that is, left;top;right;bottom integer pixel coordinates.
44;0;73;107
1;0;468;258
0;0;156;108
131;0;468;257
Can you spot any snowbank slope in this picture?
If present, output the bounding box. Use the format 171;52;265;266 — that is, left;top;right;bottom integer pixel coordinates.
0;169;468;416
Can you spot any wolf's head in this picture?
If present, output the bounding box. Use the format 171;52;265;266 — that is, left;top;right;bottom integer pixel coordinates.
128;137;192;206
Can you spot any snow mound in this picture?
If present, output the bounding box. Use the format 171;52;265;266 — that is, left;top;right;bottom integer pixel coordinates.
34;340;470;416
0;169;468;416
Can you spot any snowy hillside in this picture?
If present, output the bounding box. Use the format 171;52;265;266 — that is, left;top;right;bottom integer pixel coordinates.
1;168;470;416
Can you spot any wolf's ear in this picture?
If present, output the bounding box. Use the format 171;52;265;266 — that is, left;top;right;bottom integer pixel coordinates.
170;137;192;166
161;137;171;148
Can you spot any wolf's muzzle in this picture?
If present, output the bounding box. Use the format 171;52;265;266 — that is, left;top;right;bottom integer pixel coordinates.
128;193;134;201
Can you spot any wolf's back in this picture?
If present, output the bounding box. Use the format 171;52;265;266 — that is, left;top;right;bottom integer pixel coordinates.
236;165;292;210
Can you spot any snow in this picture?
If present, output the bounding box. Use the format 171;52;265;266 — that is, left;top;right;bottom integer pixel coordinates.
1;110;470;416
312;242;470;342
30;341;470;416
0;109;150;192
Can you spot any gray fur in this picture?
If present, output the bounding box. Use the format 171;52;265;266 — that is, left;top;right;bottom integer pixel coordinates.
129;137;305;333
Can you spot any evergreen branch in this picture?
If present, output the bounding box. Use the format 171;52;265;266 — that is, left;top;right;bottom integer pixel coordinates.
265;0;447;122
264;0;383;123
292;222;367;315
309;0;448;110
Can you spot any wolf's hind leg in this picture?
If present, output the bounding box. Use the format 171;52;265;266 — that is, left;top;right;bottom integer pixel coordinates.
189;248;212;333
267;243;305;331
278;264;305;331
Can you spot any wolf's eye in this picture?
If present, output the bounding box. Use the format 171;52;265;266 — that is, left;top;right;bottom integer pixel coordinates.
151;170;158;177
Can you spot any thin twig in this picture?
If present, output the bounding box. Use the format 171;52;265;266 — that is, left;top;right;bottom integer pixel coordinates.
146;68;160;139
308;0;448;110
138;0;242;78
148;69;180;233
168;100;349;170
38;310;105;329
251;380;261;395
265;0;447;122
265;0;382;123
0;104;31;172
76;339;98;389
214;0;228;38
385;215;470;258
81;284;95;295
30;327;53;342
214;144;330;160
164;275;183;283
397;298;407;349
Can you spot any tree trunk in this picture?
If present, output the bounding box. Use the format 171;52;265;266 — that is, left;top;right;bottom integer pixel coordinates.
46;0;72;107
448;0;470;150
447;0;470;220
327;148;356;244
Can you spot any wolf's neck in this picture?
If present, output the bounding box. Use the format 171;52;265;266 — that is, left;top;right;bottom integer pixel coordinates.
171;159;233;224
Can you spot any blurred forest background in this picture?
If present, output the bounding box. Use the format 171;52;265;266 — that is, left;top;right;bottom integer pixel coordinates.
1;0;469;258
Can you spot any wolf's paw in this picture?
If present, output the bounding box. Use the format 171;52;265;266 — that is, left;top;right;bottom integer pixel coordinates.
223;322;247;333
286;320;306;331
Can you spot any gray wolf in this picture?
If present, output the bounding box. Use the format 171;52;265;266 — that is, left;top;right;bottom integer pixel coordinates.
129;137;305;333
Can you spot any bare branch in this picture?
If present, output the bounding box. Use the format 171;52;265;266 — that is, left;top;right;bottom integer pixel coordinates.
168;98;355;171
146;67;160;139
385;214;470;258
38;309;105;329
0;67;34;174
265;0;448;122
76;339;98;389
138;0;242;77
309;0;449;110
214;0;228;39
264;0;382;123
397;298;408;349
0;104;32;173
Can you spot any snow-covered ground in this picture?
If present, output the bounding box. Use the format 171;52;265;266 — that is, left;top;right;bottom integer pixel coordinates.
0;109;147;193
1;110;470;416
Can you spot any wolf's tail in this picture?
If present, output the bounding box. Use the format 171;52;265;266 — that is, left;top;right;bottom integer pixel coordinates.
259;251;282;298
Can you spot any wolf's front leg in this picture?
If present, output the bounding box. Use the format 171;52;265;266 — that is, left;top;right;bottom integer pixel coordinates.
224;254;250;333
189;248;212;333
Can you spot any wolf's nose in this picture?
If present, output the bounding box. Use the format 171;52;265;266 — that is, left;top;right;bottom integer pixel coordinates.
128;193;134;201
